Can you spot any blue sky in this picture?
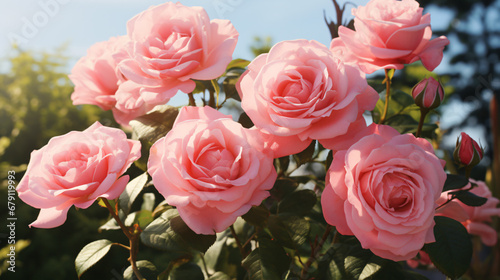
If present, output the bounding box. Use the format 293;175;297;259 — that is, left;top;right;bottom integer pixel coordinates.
0;0;367;62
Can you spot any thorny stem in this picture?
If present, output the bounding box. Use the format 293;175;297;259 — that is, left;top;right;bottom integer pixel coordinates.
102;198;144;280
300;225;333;280
379;69;393;124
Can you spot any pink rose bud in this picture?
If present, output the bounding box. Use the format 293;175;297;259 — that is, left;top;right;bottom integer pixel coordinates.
411;77;444;110
453;132;484;167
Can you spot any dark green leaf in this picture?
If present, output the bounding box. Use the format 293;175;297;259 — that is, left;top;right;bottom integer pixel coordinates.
318;242;385;280
325;150;334;171
123;260;158;280
278;155;290;175
453;190;488;207
119;172;149;217
423;216;472;279
170;262;204;280
384;114;418;134
238;112;254;128
140;209;188;252
269;178;298;201
130;105;179;143
443;174;469;192
391;90;415;110
75;239;113;279
208;271;231;280
267;215;295;249
242;205;270;228
242;238;290;280
370;261;429;280
278;189;317;214
170;215;216;253
294;140;316;166
268;215;310;248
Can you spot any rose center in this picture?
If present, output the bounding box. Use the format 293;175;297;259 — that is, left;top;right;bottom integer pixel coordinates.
196;144;236;179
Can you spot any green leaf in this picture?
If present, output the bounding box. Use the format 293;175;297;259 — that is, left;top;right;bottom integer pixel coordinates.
269;178;298;201
226;58;250;71
370;261;430;280
222;72;242;102
238;112;254;128
123;260;158;280
242;205;270;228
119;172;149;217
384;114;418;134
242;238;290;280
423;216;473;279
443;174;469;192
452;190;488;207
267;215;310;248
278;189;317;214
130;105;179;143
170;215;216;253
318;241;386;280
208;271;231;280
124;210;154;229
75;239;113;279
170;262;204;280
391;90;415;110
140;209;188;252
294;140;316;166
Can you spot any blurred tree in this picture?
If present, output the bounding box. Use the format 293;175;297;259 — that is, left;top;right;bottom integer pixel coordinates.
250;36;273;57
0;46;117;168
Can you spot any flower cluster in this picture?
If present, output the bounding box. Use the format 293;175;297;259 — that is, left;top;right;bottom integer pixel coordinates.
17;0;500;279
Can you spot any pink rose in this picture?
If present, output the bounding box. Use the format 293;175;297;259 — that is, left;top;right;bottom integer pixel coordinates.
17;122;141;228
70;36;156;126
330;0;449;74
237;39;378;157
322;124;446;261
453;132;484;167
118;2;238;104
411;77;445;110
70;36;128;111
147;106;277;234
436;180;500;246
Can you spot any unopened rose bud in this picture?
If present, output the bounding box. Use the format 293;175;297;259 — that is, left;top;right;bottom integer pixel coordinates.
453;132;484;168
411;77;444;110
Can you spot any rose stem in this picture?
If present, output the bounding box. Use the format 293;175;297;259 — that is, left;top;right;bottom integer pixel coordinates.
230;225;247;258
416;109;429;138
300;224;333;280
188;92;196;106
102;198;144;280
208;88;216;108
379;69;393;124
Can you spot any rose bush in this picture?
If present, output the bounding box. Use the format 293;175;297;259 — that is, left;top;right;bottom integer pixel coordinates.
237;39;378;156
147;106;277;234
322;124;446;261
16;1;500;279
17;122;141;228
330;0;450;74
